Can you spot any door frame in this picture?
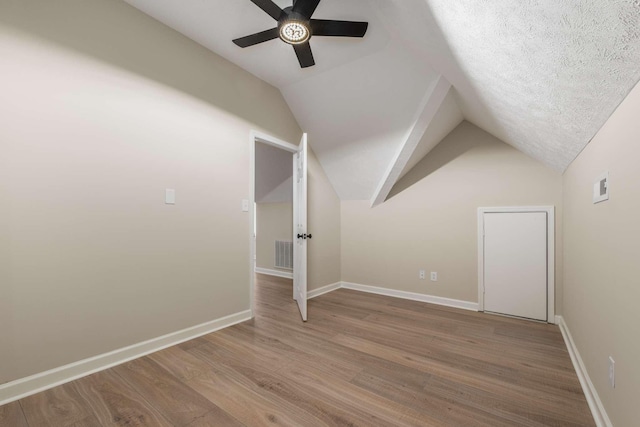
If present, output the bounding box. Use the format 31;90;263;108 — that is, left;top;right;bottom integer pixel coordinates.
477;206;555;323
249;130;299;318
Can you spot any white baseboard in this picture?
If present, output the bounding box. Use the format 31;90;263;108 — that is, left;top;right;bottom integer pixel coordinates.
340;282;478;311
308;281;478;311
0;309;252;406
307;282;341;299
556;315;612;427
255;267;293;279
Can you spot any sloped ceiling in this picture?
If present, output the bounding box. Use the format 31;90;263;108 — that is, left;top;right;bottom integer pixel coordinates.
413;0;640;172
255;142;292;203
398;89;464;181
123;0;640;199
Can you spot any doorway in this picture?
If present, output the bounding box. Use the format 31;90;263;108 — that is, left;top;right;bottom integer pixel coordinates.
477;206;555;323
254;142;294;279
249;131;308;321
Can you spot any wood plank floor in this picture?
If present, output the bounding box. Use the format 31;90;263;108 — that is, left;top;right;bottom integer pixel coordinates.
3;274;594;426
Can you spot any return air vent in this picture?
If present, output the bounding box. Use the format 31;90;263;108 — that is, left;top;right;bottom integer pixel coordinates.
275;240;293;270
593;172;609;204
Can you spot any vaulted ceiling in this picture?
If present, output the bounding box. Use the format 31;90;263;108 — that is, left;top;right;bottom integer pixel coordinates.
123;0;640;201
255;142;293;204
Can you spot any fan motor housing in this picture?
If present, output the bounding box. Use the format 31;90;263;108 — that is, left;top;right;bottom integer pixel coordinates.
278;8;312;44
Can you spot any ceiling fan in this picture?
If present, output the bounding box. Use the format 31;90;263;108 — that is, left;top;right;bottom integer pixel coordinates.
233;0;369;68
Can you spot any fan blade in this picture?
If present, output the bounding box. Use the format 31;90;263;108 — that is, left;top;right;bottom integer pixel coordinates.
310;19;368;37
293;42;315;68
292;0;321;19
250;0;284;20
233;28;280;47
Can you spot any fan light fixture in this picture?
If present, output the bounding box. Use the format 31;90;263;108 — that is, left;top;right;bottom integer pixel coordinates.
279;21;310;44
232;0;369;68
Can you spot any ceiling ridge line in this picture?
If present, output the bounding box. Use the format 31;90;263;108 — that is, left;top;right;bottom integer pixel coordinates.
369;75;451;207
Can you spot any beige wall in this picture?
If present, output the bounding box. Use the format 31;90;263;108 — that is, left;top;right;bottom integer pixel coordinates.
308;147;341;291
341;121;563;305
0;0;301;384
563;81;640;426
256;203;293;272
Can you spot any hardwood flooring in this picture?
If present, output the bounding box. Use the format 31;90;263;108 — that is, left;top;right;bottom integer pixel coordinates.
3;274;594;426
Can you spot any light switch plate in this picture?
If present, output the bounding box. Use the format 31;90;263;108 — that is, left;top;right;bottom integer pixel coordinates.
165;189;175;205
593;172;609;204
242;199;249;212
609;356;615;388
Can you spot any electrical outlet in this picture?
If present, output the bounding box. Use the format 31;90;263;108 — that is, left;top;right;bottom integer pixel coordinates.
430;272;438;282
609;356;615;388
419;270;425;280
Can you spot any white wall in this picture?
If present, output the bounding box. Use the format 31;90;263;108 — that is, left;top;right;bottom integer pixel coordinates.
563;81;640;426
341;121;563;306
0;0;301;384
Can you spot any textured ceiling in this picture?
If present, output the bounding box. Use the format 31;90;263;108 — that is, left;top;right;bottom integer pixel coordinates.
123;0;640;199
414;0;640;172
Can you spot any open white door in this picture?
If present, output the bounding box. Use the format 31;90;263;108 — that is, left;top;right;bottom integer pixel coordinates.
293;133;308;321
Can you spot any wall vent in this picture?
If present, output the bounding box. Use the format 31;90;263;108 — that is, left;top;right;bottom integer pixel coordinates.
275;240;293;270
593;172;609;204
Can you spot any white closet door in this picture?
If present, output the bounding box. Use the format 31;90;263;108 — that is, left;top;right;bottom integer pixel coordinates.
483;212;547;321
